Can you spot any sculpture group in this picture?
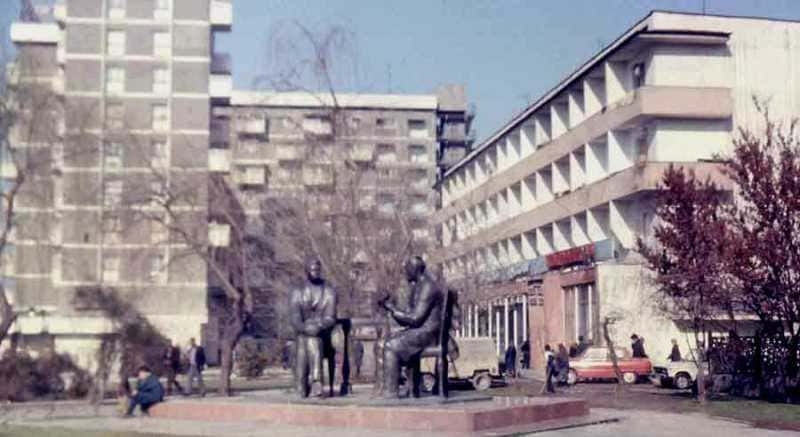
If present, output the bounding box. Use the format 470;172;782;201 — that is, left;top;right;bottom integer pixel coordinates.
289;256;446;399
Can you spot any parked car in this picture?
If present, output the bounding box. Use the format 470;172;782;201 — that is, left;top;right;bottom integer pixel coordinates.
567;346;652;385
421;337;501;391
651;360;708;390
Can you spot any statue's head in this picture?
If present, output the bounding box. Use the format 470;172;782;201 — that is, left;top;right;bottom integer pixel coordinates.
306;257;323;284
404;256;426;281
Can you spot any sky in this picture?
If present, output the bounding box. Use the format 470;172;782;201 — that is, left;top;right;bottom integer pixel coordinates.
2;0;800;142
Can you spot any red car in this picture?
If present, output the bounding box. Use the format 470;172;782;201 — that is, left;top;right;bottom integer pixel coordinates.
567;347;652;385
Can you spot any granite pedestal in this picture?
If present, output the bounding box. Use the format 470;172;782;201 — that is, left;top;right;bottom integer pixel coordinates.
149;388;589;435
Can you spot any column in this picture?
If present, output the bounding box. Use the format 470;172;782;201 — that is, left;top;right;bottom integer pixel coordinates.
495;303;501;356
488;302;493;338
522;294;529;341
474;304;479;337
512;298;519;347
504;298;510;351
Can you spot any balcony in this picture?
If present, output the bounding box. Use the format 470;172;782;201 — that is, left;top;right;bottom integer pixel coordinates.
10;23;59;44
209;74;232;99
235;117;267;136
276;145;305;162
431;161;731;263
436;86;733;220
440;121;467;143
236;166;266;186
211;52;231;75
210;0;233;29
208;149;231;172
348;144;373;162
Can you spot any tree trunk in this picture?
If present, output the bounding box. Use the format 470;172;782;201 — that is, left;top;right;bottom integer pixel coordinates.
602;317;624;386
0;287;16;347
694;332;707;404
218;315;244;397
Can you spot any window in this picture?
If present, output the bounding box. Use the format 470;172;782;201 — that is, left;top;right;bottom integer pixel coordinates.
376;144;396;163
105;103;124;130
153;32;171;57
412;228;429;240
154;0;169;19
153;67;169;95
149;254;165;282
106;66;125;94
411;197;429;215
347;117;361;132
302;115;332;136
152;104;169;131
240;166;266;186
209;223;231;247
376;118;396;129
377;193;395;215
632;62;646;88
103;257;120;282
104;142;123;169
103;216;122;244
108;0;125;19
151;140;168;168
103;180;123;208
408;145;428;164
106;30;125;56
408;119;428;138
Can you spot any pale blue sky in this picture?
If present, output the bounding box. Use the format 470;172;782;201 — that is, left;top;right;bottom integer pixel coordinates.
3;1;800;141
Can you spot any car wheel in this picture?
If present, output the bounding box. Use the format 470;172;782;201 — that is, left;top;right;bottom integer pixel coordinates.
622;372;637;384
472;373;492;391
567;369;578;385
674;372;692;390
421;373;436;392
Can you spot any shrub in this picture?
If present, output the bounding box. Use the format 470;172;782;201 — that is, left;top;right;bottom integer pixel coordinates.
234;338;269;379
0;350;92;402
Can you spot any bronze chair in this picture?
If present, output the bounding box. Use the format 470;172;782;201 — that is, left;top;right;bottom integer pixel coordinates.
410;289;455;398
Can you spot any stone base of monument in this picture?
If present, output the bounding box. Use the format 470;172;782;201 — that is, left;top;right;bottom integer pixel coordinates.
149;388;590;434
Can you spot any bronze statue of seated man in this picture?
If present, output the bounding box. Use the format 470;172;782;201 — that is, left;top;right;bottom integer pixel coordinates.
379;256;444;398
289;258;337;397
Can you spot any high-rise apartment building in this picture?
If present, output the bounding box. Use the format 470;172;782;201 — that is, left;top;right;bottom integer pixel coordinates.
4;1;469;367
5;0;232;367
435;11;800;368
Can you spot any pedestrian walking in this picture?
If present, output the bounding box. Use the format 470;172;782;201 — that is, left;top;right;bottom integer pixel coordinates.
504;343;517;378
162;340;183;396
353;340;364;379
556;343;570;385
185;337;206;397
520;339;531;369
540;344;556;394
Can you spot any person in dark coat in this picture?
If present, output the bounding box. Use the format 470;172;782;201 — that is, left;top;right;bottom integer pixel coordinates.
504;343;517;378
353;340;365;378
162;341;182;396
520;340;531;370
631;334;648;358
556;343;570;385
668;338;682;362
541;344;556;394
125;365;164;417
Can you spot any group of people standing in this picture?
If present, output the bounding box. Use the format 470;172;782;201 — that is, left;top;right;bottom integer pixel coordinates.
503;340;531;377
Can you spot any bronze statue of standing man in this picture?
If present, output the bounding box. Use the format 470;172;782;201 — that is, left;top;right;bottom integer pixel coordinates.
380;256;444;398
289;258;337;397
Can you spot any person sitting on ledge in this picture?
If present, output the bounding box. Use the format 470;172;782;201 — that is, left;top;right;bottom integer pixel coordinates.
124;365;164;417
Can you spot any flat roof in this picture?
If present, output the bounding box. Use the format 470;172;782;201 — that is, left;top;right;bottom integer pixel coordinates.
442;10;743;179
231;91;439;111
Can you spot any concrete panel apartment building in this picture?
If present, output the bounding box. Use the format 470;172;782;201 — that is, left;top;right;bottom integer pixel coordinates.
435;11;800;370
4;1;469;367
